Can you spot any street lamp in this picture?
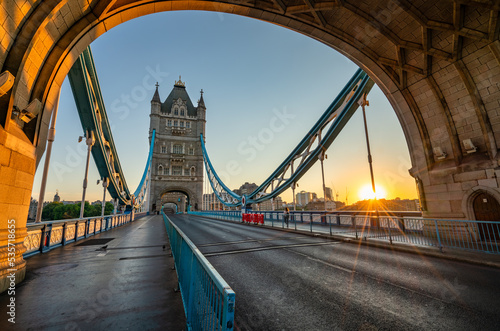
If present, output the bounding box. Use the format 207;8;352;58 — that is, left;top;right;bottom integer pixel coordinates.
79;130;95;219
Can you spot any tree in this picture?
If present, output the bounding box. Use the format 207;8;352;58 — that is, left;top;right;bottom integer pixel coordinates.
104;202;114;215
42;202;62;220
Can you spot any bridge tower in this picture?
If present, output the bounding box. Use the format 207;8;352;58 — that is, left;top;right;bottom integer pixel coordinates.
148;77;206;212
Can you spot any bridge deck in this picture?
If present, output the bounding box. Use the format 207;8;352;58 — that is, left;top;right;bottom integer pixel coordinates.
0;215;185;330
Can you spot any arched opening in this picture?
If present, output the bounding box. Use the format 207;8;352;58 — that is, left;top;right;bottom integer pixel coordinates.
161;190;191;213
163;202;178;214
473;192;500;241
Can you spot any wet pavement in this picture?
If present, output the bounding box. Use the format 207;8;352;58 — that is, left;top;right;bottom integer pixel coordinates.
0;215;186;331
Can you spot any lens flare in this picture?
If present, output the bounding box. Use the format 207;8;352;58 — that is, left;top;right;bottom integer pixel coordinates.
358;184;387;200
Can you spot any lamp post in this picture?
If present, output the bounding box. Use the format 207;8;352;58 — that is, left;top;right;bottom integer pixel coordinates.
319;148;327;211
79;130;94;219
100;178;108;216
360;94;376;197
35;90;61;223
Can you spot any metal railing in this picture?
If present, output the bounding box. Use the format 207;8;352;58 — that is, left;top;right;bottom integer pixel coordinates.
189;210;500;255
162;210;235;331
24;213;135;258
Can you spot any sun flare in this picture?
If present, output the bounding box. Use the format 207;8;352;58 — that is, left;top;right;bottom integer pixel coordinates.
358;184;387;200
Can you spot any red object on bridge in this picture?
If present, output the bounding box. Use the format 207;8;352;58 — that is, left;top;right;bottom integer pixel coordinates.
257;214;264;225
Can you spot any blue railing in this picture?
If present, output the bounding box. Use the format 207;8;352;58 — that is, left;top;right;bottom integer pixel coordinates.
23;213;135;258
190;210;500;255
162;209;235;330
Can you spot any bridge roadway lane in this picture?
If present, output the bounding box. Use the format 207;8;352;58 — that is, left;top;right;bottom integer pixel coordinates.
168;214;500;331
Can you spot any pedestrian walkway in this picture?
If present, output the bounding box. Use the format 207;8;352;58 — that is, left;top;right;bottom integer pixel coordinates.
0;215;185;330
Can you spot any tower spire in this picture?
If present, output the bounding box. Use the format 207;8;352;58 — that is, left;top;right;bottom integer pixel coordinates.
198;89;205;109
151;82;161;103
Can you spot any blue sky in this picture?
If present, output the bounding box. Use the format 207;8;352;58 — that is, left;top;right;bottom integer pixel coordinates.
32;11;417;205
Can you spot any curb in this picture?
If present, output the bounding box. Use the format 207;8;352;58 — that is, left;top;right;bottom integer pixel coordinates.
192;214;500;270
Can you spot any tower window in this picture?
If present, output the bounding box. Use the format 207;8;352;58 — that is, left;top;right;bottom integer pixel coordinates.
161;146;167;153
180;108;185;116
173;144;183;154
164;167;169;175
186;121;191;129
174;120;178;127
180;121;184;128
188;147;194;155
172;166;182;176
174;107;179;116
167;120;172;127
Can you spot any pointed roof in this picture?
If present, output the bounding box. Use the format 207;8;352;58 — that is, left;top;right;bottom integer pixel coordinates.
151;82;161;103
198;89;206;109
161;77;196;116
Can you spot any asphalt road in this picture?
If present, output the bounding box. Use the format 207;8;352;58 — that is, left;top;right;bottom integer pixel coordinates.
168;213;500;331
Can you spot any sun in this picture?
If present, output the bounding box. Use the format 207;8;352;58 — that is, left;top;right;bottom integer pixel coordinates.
358;184;387;200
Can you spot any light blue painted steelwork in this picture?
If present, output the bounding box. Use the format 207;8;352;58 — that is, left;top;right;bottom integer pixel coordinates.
68;46;132;205
132;129;155;210
162;209;236;330
201;69;375;207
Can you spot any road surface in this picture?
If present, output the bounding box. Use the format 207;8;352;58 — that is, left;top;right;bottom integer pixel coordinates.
168;213;500;331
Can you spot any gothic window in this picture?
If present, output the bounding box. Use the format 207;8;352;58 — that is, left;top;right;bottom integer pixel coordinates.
188;147;194;155
173;120;178;127
158;165;163;175
180;121;184;128
186;121;191;129
167;120;172;127
172;166;182;176
180;108;185;116
161;146;167;153
174;107;179;116
173;144;183;154
164;167;169;175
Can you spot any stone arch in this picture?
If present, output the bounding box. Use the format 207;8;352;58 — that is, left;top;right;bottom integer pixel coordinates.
1;1;500;224
159;185;198;209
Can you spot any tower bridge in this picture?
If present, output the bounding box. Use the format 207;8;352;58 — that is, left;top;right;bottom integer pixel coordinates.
149;77;206;214
1;2;500;329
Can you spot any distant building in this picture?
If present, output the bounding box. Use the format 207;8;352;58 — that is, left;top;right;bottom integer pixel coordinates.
325;187;333;200
341;198;420;211
259;196;283;210
235;182;258;197
53;190;60;202
296;191;314;206
28;198;37;220
306;200;336;211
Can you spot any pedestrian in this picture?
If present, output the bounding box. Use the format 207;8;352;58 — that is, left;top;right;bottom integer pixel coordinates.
283;207;290;227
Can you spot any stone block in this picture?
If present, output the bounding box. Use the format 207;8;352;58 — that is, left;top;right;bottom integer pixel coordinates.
426;200;451;214
0;166;16;186
449;200;463;214
446;182;462;192
477;178;498;188
0;184;25;205
10;151;35;175
454;170;487;182
461;180;478;191
0;145;11;166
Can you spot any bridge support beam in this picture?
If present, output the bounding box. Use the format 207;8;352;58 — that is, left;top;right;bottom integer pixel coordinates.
0;125;34;292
